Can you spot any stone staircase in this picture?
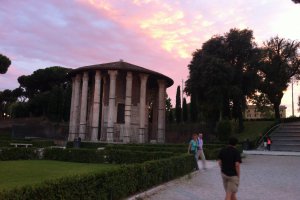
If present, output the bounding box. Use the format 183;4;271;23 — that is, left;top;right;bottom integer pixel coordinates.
270;122;300;152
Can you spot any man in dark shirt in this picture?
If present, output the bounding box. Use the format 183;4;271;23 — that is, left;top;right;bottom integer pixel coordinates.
218;137;242;200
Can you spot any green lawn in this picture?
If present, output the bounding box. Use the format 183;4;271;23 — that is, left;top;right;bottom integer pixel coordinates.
232;120;275;141
0;160;118;190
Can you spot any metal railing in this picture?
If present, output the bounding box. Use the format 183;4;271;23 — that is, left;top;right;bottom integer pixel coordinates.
255;123;281;148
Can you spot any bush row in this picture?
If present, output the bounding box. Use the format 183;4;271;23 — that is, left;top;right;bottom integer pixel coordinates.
0;147;176;164
105;145;187;153
0;154;195;200
0;145;233;162
0;148;39;160
0;139;54;148
106;149;175;164
66;141;108;149
43;148;106;163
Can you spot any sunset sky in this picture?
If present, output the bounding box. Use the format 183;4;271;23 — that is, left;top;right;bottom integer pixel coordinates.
0;0;299;116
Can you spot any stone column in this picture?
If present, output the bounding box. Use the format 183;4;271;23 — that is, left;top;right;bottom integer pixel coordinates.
139;74;149;143
91;70;101;141
157;80;166;143
72;74;82;138
124;72;133;143
78;72;89;139
68;77;76;141
107;70;118;142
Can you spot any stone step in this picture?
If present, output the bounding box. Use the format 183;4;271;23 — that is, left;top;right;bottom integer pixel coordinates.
271;136;300;140
272;140;300;145
258;122;300;152
275;134;300;138
272;131;300;135
276;130;300;133
271;144;300;152
278;126;300;129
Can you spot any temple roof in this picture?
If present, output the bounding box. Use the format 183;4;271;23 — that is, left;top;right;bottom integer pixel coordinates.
69;61;174;87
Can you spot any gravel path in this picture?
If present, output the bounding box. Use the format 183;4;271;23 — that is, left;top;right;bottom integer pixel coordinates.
141;155;300;200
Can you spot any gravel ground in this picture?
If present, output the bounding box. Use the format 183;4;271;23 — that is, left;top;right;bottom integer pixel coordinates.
141;155;300;200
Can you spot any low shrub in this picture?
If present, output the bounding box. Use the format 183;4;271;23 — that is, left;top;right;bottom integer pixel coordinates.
105;145;186;153
217;120;232;141
43;148;106;163
0;148;39;160
106;150;175;164
66;141;108;149
0;139;54;148
31;140;55;148
0;154;195;200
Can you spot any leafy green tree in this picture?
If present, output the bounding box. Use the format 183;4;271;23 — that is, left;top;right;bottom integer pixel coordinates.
186;28;259;132
175;86;181;123
0;54;11;74
18;66;71;98
13;66;71;121
182;98;188;122
257;37;300;120
224;29;260;131
217;120;232;141
165;96;173;123
10;102;29;118
189;94;198;122
0;89;16;118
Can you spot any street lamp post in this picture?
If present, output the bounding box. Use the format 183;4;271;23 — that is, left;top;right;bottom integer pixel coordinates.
292;78;294;117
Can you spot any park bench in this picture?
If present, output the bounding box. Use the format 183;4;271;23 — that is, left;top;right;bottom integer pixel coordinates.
10;143;33;148
49;146;66;149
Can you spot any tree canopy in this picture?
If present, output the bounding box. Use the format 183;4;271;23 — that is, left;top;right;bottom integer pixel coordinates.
257;37;300;119
186;28;300;130
185;28;259;132
0;54;11;74
1;66;72;121
18;66;71;98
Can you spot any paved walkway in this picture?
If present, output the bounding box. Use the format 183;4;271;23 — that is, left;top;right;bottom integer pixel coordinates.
129;154;300;200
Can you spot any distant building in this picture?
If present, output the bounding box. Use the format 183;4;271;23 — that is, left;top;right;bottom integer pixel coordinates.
244;105;287;119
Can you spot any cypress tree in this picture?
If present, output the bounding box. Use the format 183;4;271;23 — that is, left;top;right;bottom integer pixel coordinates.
175;86;182;123
182;98;188;122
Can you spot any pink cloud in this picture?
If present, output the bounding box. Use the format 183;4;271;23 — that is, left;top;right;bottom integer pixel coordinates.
0;0;299;116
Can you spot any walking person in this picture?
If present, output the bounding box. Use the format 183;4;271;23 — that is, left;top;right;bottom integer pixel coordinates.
218;137;242;200
267;136;272;151
197;133;207;169
188;133;199;170
263;135;267;151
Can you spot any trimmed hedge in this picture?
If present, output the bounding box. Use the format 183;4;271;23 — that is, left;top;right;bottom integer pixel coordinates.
0;140;54;148
66;141;108;149
43;148;176;164
0;148;39;160
43;148;106;163
106;149;175;164
66;142;188;149
105;145;187;153
0;154;195;200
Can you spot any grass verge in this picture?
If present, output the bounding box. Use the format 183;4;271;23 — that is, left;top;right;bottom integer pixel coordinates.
0;160;118;190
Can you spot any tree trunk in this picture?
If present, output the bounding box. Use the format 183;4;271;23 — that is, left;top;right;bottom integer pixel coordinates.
274;103;281;121
238;105;244;133
233;98;244;133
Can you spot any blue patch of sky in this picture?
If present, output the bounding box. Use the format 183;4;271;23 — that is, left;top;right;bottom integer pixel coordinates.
91;20;115;30
41;3;68;27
